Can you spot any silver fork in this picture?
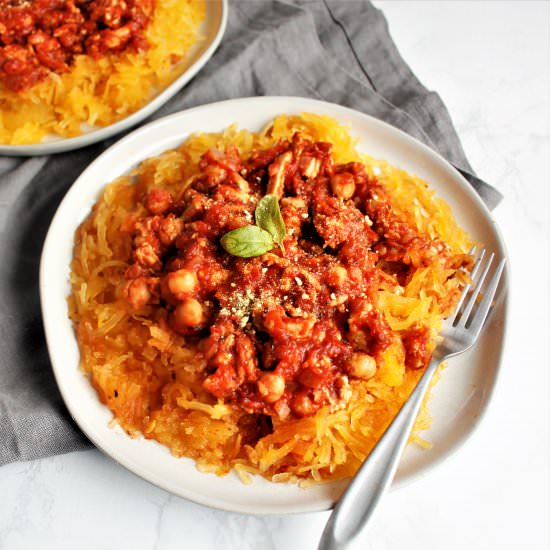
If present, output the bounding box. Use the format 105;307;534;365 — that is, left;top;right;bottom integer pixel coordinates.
318;249;506;550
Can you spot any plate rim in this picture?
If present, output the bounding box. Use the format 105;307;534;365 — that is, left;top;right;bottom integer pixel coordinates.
39;96;510;514
0;0;228;157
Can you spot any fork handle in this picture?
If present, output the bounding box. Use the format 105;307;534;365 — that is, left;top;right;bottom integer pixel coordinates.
318;357;440;550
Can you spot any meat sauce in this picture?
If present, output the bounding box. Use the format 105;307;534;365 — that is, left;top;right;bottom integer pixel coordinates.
123;133;459;420
0;0;152;92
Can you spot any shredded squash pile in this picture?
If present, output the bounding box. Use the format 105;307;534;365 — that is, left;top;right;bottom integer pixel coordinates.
69;114;473;484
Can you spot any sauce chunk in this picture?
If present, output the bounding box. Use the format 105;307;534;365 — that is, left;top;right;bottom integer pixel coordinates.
122;133;464;420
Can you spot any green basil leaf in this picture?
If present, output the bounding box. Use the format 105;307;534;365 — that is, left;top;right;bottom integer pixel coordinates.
255;194;287;251
220;225;274;258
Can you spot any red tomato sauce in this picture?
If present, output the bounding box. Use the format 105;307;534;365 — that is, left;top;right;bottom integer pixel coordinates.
0;0;152;92
122;133;457;420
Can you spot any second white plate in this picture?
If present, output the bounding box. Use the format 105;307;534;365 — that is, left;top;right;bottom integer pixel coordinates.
0;0;227;157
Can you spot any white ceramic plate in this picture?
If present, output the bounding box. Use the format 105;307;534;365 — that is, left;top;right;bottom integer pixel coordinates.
0;0;227;157
40;97;509;515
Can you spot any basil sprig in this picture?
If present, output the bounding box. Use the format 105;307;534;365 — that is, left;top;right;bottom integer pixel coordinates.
221;225;274;258
255;195;287;252
220;194;287;258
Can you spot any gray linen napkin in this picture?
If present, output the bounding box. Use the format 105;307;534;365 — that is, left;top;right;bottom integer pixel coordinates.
0;0;503;465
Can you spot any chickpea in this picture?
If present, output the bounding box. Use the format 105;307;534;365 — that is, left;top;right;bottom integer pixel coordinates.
173;298;205;329
326;265;348;288
257;373;285;403
167;269;198;299
346;352;377;380
291;390;314;417
125;278;150;309
330;172;356;200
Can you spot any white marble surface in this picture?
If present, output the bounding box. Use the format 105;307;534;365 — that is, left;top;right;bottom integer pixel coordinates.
1;2;549;549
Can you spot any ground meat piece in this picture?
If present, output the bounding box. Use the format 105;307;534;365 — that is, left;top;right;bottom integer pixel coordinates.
402;326;432;370
347;298;394;355
202;322;259;397
144;188;173;215
313;192;377;250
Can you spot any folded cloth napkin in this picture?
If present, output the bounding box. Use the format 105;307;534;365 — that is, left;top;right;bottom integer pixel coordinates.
0;0;503;466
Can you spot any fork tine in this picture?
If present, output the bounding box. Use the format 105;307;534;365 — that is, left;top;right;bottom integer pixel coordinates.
449;248;486;326
467;258;506;340
456;252;495;329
